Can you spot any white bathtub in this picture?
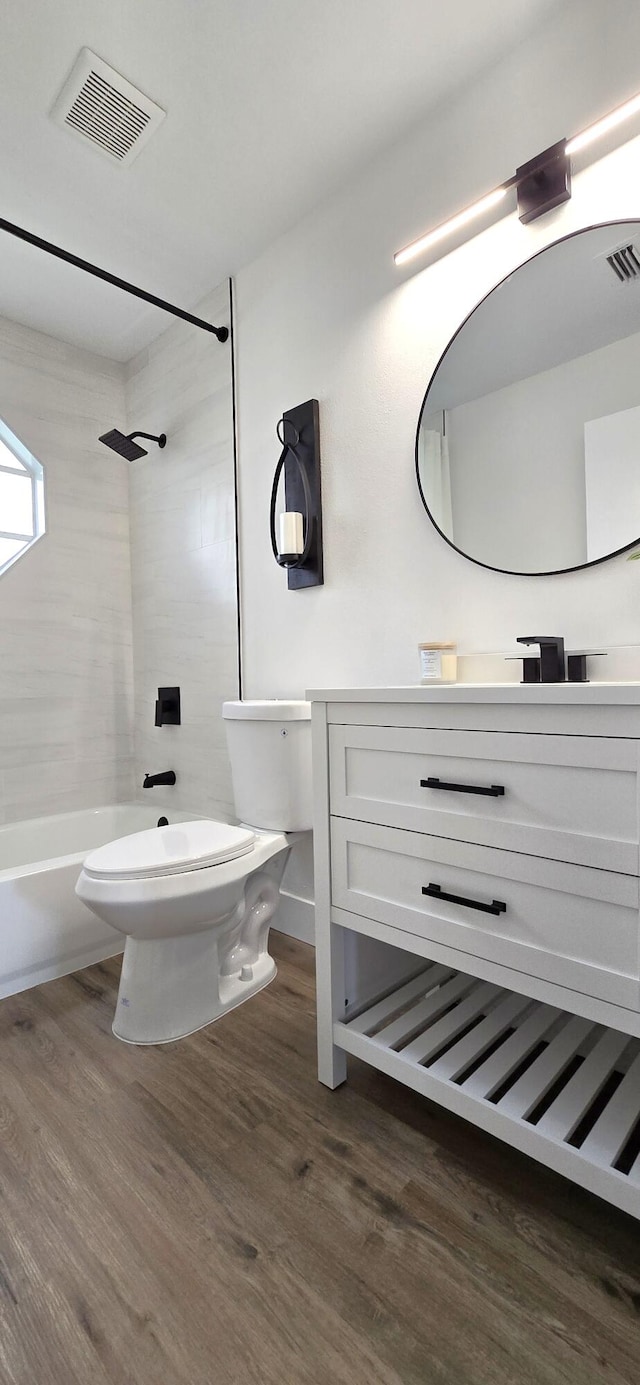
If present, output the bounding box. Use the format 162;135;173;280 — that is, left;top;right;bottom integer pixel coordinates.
0;804;200;1001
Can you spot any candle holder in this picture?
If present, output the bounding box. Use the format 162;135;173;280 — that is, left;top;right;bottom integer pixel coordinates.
269;399;323;589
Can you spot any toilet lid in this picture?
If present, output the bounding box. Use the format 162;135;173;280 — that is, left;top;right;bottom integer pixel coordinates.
82;820;256;880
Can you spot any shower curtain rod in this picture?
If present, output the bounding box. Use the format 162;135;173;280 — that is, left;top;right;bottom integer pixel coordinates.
0;217;229;343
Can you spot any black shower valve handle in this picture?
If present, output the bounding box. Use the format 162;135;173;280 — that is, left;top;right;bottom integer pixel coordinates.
154;687;181;726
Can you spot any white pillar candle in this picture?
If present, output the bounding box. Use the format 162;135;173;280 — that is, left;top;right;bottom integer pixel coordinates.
278;511;304;555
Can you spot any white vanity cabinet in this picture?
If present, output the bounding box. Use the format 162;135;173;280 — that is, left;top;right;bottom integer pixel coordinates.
310;685;640;1220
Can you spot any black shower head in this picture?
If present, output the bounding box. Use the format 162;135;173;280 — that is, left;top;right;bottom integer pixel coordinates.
98;429;167;461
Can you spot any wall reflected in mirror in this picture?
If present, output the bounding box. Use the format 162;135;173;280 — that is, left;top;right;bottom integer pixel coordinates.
416;221;640;575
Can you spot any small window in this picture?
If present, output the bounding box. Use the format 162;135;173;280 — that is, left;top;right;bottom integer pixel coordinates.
0;418;45;576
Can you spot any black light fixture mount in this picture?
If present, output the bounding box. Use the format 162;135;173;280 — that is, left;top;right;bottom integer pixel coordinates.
515;139;571;225
269;398;323;589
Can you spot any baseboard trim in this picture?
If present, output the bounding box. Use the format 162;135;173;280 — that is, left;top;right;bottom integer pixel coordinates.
274;891;315;945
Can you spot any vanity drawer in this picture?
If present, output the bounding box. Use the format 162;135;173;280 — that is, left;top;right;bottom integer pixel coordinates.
329;724;639;873
330;817;640;1011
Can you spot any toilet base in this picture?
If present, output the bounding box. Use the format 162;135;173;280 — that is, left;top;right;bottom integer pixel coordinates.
113;942;276;1044
112;868;280;1044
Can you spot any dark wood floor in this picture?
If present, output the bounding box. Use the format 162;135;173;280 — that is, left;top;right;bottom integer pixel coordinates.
0;934;639;1385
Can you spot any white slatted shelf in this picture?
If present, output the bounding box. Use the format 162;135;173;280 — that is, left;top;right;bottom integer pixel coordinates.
335;965;640;1219
579;1050;640;1167
375;973;483;1052
536;1028;630;1141
497;1014;594;1120
628;1148;640;1184
346;962;453;1036
430;990;534;1082
398;980;502;1062
461;1003;563;1100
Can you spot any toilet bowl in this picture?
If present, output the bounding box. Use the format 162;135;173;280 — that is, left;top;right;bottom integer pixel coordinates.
75;700;312;1044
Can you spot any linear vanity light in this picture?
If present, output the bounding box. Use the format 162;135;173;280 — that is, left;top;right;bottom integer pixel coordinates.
565;90;640;155
394;188;508;267
395;90;640;267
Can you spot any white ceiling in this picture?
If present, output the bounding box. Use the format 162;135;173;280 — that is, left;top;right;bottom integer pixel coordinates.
0;0;560;360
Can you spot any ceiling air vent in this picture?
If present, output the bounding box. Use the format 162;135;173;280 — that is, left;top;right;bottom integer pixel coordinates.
51;48;165;166
606;244;640;283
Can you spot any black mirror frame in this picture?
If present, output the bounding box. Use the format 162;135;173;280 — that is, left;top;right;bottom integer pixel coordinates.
415;219;640;577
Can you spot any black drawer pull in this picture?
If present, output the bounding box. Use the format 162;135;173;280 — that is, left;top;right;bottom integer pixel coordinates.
421;776;505;798
422;883;507;917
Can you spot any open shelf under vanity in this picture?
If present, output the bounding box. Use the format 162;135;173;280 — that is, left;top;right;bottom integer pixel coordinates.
336;959;640;1219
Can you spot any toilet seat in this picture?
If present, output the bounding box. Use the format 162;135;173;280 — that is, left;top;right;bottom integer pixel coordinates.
77;826;289;949
83;820;256;882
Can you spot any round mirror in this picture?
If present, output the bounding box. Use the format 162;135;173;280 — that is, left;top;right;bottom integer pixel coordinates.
416;221;640;575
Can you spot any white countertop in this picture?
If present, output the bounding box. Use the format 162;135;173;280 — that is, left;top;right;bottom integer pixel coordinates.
306;682;640;704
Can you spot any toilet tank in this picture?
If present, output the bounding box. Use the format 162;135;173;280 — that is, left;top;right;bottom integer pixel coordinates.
223;700;313;831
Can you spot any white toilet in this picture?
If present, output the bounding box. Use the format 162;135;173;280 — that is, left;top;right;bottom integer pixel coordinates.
76;700;312;1045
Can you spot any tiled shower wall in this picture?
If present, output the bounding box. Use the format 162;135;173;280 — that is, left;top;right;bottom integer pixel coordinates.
127;282;239;818
0;315;134;823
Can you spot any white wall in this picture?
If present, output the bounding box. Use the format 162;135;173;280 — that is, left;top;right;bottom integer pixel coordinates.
235;0;640;698
127;282;238;818
0;316;134;824
234;0;640;928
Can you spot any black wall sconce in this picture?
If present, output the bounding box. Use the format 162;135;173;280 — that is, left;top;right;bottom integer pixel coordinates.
155;686;181;726
394;88;640;270
269;398;323;590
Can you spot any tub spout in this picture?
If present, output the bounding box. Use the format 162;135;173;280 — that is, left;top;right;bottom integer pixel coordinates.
143;771;176;788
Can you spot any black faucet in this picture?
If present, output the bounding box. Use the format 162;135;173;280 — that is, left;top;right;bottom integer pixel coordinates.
516;636;566;683
143;770;176;788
